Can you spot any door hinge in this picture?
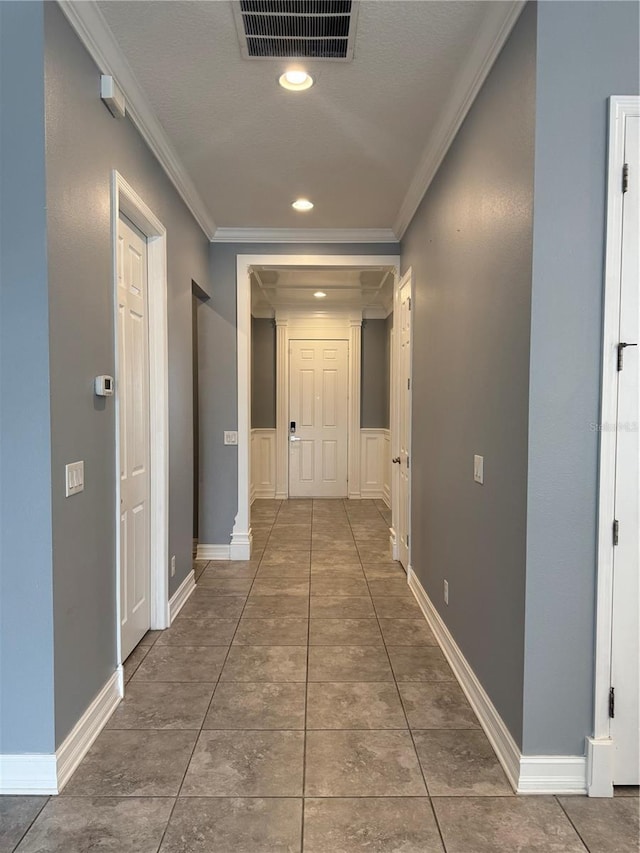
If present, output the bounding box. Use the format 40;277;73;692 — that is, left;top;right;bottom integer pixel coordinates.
623;163;629;193
407;378;411;390
613;519;619;546
408;297;411;310
609;686;615;718
618;341;638;371
406;456;410;469
406;533;409;547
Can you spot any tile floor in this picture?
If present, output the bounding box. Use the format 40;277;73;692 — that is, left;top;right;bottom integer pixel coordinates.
2;499;638;852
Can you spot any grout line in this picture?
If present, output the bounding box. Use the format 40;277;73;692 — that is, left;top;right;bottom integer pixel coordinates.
555;796;593;853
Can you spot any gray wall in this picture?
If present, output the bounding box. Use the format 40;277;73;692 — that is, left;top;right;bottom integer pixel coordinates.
523;0;640;755
401;3;536;748
361;319;390;429
252;318;276;429
201;242;399;544
0;1;56;754
44;2;211;745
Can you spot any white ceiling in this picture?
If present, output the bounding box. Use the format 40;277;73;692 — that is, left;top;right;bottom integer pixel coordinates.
251;265;394;317
91;1;519;236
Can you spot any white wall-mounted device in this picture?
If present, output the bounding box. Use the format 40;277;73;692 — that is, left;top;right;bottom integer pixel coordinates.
95;375;114;397
66;461;84;497
100;75;126;118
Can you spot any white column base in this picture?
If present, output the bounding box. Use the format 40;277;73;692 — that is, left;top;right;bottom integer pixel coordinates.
586;737;614;797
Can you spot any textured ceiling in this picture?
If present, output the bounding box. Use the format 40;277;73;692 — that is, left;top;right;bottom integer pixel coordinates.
98;1;492;230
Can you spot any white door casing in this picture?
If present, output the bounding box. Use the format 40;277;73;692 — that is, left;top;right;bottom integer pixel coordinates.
112;172;169;672
289;340;349;498
236;255;400;556
117;215;151;660
610;113;639;786
397;272;413;570
590;97;640;796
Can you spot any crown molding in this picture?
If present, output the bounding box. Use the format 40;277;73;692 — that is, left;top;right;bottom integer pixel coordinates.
393;0;526;239
211;227;399;244
57;1;217;239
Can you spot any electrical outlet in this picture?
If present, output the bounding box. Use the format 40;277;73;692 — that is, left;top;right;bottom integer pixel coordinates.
444;579;449;605
224;431;238;445
473;454;484;484
171;555;176;577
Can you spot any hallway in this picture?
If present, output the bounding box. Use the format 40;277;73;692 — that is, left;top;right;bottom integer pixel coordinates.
2;499;637;852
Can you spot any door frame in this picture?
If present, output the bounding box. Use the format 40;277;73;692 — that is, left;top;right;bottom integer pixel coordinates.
236;253;400;558
588;96;640;797
390;267;413;566
112;171;170;671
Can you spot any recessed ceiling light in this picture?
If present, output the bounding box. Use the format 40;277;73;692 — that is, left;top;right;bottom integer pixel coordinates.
292;198;314;211
279;70;314;91
314;291;326;298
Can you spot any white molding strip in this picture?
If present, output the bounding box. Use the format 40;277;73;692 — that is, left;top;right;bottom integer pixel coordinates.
169;570;196;623
197;543;231;561
230;532;252;561
57;1;216;239
56;669;123;792
212;227;398;244
586;737;615;798
393;1;525;238
0;755;58;796
408;568;587;795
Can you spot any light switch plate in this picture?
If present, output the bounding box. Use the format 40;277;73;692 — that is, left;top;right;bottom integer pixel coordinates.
171;555;176;577
473;454;484;485
66;461;84;497
224;431;238;445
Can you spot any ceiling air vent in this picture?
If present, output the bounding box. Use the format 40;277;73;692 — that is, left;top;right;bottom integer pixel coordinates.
232;1;360;62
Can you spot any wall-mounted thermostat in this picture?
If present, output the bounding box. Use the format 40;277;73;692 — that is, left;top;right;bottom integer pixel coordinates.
95;375;114;397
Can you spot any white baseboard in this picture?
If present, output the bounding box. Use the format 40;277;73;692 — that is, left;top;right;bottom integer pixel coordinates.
407;568;587;795
586;737;614;797
0;754;58;795
169;569;196;623
56;668;123;792
197;543;230;561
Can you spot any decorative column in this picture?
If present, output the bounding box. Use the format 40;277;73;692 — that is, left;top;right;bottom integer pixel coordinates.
348;318;362;499
275;317;289;499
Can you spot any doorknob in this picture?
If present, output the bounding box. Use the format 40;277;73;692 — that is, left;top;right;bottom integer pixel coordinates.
392;457;401;464
290;435;302;442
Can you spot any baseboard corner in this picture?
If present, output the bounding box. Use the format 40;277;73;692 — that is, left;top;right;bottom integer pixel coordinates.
197;543;231;561
169;569;196;623
586;736;614;797
56;669;122;792
0;754;58;795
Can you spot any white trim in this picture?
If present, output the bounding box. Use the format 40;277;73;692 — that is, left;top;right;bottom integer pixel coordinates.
592;96;640;796
238;255;400;539
407;568;587;795
212;227;398;244
360;428;391;501
391;269;413;567
0;755;58;796
197;543;231;561
169;570;196;623
56;669;123;792
58;2;216;239
112;172;170;668
393;1;525;238
348;320;362;499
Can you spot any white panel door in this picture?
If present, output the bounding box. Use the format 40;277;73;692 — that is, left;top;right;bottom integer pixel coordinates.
397;277;412;570
611;114;640;784
117;215;151;660
289;340;348;498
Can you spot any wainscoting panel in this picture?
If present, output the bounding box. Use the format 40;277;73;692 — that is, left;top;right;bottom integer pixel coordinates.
360;429;391;504
251;429;277;501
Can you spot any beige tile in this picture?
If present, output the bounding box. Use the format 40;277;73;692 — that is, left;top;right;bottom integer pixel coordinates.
310;596;375;618
204;682;306;730
306;682;407;729
305;730;426;797
399;682;481;730
303;798;443;853
379;618;437;646
131;644;228;682
309;618;383;646
221;645;307;682
433;797;587;853
559;795;640;853
105;682;214;730
233;617;308;646
308;645;393;682
413;730;512;796
387;646;455;682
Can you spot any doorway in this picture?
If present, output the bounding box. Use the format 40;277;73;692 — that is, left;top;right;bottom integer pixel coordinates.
289;339;349;498
112;172;170;667
590;96;640;795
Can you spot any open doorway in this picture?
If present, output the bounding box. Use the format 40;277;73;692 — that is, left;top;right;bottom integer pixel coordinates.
236;254;401;560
